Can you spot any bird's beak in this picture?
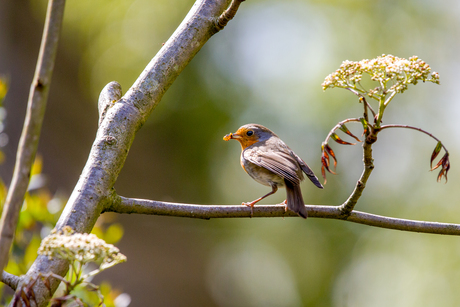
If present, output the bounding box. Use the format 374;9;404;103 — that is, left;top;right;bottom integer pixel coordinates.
223;132;241;141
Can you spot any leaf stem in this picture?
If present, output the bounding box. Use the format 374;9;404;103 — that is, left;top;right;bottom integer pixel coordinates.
345;88;376;119
325;118;362;143
384;90;397;106
375;98;386;127
380;124;449;153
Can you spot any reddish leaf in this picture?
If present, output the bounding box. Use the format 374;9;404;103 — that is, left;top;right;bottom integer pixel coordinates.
321;164;327;184
324;144;337;170
321;153;328;169
28;289;37;305
20;289;31;307
436;153;450;183
330;133;356;145
430;155;444;171
437;168;445;182
51;295;75;305
430;141;442;169
43;277;51;292
321;151;336;175
339;124;362;142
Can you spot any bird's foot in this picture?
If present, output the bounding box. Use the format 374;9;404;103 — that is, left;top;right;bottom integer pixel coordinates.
277;200;288;213
242;202;255;218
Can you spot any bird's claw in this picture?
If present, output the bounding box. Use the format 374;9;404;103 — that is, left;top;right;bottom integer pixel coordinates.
242;202;254;218
277;200;288;212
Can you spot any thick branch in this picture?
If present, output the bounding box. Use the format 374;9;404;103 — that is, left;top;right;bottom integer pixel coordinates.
0;0;66;272
106;196;460;236
17;1;233;306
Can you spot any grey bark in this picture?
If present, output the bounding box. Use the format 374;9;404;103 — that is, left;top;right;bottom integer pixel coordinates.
11;1;233;306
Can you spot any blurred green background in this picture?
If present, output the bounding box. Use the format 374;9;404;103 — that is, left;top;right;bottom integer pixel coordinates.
1;0;460;306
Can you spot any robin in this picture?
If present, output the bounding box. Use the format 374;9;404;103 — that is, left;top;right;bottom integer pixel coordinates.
224;124;323;218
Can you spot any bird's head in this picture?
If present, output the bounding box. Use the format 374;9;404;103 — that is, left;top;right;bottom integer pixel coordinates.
223;124;276;150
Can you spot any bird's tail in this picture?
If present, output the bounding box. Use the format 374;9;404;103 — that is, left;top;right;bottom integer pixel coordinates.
285;180;308;219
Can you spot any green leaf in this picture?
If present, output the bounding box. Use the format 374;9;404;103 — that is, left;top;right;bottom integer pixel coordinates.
104;224;124;244
24;235;41;268
359;117;368;135
31;155;43;177
430;141;442;169
0;76;8;104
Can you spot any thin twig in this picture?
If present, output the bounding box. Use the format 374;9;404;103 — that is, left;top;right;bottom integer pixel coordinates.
0;0;66;272
346;88;376;118
215;0;245;31
104;196;460;235
380;124;448;152
324;118;361;142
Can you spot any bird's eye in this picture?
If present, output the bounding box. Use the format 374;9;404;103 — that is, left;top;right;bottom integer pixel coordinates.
246;130;254;137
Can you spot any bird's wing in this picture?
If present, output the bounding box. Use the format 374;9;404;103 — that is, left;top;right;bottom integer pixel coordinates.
291;151;324;189
243;147;301;184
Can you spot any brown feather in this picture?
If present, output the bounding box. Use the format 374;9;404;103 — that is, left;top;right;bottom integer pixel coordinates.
244;146;302;184
291;151;324;189
284;179;307;219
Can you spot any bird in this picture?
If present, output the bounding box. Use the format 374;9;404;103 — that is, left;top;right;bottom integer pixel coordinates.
223;123;323;218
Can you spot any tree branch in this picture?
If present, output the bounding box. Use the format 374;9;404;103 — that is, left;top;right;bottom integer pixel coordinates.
2;271;20;290
380;124;448;152
106;196;460;236
338;138;374;215
215;0;246;31
0;0;66;272
13;1;234;306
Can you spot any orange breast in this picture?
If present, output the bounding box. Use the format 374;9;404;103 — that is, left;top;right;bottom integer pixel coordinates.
237;137;259;150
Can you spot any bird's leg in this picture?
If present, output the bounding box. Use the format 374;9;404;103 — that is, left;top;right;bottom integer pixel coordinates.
242;185;278;207
242;185;278;217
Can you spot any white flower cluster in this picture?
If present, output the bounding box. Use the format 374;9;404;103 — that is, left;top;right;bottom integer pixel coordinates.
38;226;126;267
322;54;440;95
